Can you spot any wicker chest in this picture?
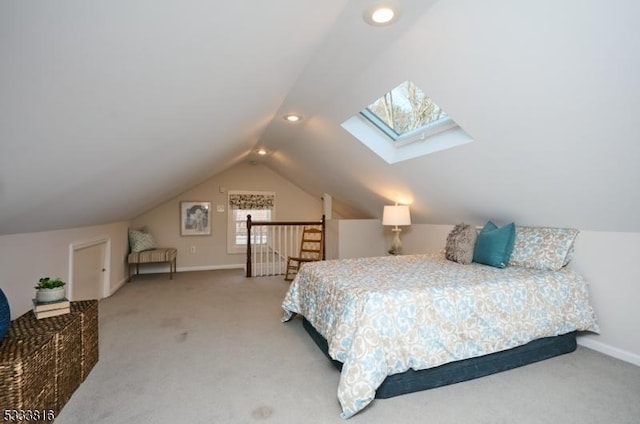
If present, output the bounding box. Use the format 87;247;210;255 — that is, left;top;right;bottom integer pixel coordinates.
8;312;82;414
0;336;57;420
70;300;99;381
0;300;99;421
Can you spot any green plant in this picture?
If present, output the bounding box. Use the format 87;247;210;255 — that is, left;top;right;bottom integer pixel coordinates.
35;277;66;290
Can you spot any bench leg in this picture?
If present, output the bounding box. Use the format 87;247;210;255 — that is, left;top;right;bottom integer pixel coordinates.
128;258;177;281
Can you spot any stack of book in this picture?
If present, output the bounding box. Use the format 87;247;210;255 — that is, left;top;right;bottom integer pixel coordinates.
32;298;70;319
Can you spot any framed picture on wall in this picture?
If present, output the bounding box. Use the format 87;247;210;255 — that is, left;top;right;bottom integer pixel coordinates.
180;201;211;236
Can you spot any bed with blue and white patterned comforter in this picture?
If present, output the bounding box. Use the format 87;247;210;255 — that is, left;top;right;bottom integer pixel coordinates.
281;253;599;418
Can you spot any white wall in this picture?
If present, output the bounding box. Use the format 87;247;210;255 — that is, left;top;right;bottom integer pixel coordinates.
336;219;385;259
0;221;130;319
400;224;452;254
131;162;324;272
332;220;452;259
336;220;640;365
570;231;640;365
325;219;340;260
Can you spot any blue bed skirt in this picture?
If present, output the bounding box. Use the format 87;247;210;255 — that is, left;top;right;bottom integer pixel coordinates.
302;317;577;399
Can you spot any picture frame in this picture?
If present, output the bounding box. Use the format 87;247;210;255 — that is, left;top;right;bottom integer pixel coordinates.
180;201;211;236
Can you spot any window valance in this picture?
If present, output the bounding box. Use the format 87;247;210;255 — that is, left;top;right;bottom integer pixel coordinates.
229;193;275;210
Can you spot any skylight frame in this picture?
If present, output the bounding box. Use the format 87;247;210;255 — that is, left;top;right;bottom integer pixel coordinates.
360;80;452;143
360;108;400;140
360;108;457;145
341;80;473;164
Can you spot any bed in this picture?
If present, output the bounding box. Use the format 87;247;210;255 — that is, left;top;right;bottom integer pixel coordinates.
281;224;599;418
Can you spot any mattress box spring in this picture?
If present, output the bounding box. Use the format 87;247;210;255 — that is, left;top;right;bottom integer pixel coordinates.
302;317;577;399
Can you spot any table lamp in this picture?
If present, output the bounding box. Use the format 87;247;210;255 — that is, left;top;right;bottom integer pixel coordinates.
382;204;411;255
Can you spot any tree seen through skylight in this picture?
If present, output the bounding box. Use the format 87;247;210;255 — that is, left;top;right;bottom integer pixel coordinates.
365;81;448;138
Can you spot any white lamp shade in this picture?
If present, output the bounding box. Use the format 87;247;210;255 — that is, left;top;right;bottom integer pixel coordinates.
382;205;411;226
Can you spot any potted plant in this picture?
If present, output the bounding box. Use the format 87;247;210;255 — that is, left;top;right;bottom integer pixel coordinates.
35;277;66;303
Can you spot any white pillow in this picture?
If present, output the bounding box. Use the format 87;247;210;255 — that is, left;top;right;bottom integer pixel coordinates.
508;226;578;271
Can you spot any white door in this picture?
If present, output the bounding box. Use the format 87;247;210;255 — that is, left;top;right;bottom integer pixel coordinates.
71;241;107;300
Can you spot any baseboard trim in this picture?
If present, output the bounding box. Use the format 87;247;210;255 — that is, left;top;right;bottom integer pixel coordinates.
177;264;246;272
131;264;246;276
577;335;640;366
109;276;128;297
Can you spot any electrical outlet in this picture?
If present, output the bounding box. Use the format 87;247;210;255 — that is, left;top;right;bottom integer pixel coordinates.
190;246;196;253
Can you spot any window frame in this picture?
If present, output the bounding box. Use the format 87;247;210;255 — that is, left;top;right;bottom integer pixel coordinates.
361;80;451;142
226;190;276;254
341;80;473;164
360;108;457;145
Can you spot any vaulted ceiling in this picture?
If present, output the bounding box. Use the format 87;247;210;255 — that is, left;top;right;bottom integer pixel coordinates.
1;0;639;236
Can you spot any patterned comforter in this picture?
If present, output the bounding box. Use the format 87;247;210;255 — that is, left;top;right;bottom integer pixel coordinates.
281;253;599;418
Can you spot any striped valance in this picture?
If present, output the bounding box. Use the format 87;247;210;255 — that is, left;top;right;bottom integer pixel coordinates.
229;193;275;210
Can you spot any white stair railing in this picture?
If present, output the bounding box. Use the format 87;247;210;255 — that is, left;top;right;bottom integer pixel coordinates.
245;216;325;277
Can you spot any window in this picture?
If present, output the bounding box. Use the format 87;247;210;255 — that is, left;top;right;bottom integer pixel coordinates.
341;80;473;164
227;191;275;253
362;80;450;141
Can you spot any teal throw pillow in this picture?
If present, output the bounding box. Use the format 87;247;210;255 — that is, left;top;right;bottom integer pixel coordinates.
472;221;516;268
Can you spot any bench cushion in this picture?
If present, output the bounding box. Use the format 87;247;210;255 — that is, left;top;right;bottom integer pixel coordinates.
128;248;177;264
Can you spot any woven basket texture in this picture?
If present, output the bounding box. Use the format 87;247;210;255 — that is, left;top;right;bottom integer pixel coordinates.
8;312;82;412
0;335;57;418
70;300;99;381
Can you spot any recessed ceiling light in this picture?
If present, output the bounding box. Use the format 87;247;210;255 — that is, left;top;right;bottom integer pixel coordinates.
257;148;267;155
372;7;394;23
363;4;398;26
283;114;303;122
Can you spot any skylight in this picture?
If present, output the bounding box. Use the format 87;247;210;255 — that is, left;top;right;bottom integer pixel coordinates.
362;81;450;141
342;80;473;164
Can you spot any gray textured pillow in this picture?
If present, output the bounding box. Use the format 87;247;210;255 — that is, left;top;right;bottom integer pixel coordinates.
129;229;157;253
445;223;477;264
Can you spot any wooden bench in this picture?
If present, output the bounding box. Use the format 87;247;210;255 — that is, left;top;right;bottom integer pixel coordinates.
127;248;177;281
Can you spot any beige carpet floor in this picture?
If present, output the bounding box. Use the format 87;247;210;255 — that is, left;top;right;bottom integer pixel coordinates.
55;269;640;424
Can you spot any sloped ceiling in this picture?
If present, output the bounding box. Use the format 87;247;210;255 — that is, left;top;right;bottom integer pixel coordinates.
259;0;640;232
1;0;639;236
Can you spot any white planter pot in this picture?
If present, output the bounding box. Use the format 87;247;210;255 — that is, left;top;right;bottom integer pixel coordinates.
35;287;66;303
